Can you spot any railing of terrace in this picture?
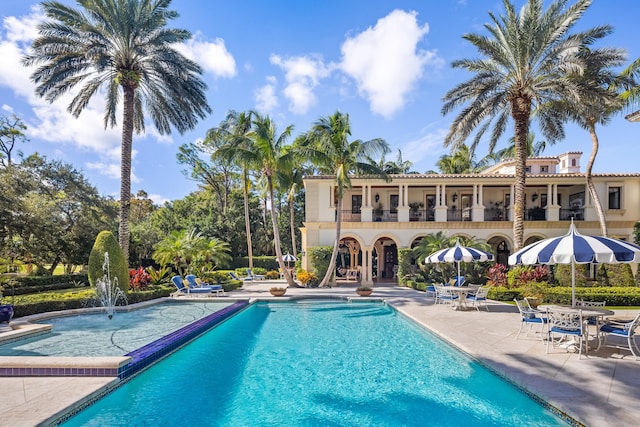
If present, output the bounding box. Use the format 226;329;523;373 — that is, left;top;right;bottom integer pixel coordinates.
559;208;585;221
484;208;508;221
409;208;436;222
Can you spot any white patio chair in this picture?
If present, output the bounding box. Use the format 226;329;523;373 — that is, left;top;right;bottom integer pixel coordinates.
599;313;640;360
514;298;547;340
466;287;490;311
435;285;458;307
546;308;588;359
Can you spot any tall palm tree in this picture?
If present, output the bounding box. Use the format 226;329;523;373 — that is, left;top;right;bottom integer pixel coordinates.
299;111;389;287
277;155;306;258
619;57;640;109
437;144;477;173
441;0;607;250
476;132;547;169
549;47;628;236
23;0;211;263
218;112;296;287
210;110;256;269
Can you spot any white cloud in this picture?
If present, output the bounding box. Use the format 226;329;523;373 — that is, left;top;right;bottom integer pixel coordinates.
270;54;330;114
86;161;140;184
340;9;443;118
2;104;13;112
254;76;279;112
147;193;170;206
401;128;448;172
177;32;236;78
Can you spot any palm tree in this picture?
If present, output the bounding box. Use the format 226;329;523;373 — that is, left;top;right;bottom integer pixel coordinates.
23;0;211;263
384;149;413;174
619;57;640;109
277;155;306;258
210;110;256;269
549;47;628;236
298;111;389;287
218;112;297;287
441;0;607;250
436;144;477;173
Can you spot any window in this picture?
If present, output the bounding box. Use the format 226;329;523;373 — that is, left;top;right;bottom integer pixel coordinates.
351;195;362;213
525;166;531;173
390;195;399;213
608;187;621;210
541;194;548;208
540;165;549;173
571;159;577;167
504;194;511;207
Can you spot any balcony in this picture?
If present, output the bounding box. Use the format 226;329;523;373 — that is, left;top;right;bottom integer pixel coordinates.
484;208;508;222
338;210;362;222
447;208;472;222
373;210;398;222
409;208;435;222
560;208;585;221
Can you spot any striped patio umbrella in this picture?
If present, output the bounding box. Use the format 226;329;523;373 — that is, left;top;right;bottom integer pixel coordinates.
425;240;494;283
508;222;640;307
277;253;298;267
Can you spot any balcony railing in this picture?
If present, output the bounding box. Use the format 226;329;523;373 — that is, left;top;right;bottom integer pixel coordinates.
338;210;362;222
560;208;585;221
409;208;435;222
447;208;472;222
373;210;398;222
484;208;508;221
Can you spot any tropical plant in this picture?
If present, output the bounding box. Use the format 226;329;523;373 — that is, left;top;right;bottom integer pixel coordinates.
0;114;28;167
298;111;389;287
486;263;508;287
129;267;151;291
217;112;296;287
546;46;629;236
436;144;478;174
152;228;230;276
145;266;172;286
24;0;211;263
441;0;608;250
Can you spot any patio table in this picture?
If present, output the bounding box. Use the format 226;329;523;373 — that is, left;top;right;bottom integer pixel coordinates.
540;305;614;351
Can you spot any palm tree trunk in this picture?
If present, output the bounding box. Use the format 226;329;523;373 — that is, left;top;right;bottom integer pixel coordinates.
511;97;532;251
587;124;607;236
243;169;254;269
268;177;295;287
118;85;134;265
319;196;342;287
289;198;297;257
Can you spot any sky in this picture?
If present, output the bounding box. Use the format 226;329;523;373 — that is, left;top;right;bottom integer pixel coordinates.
1;0;638;205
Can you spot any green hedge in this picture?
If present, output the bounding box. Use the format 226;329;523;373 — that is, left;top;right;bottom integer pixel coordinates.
228;256;281;270
308;246;333;278
9;286;173;318
488;286;640;306
4;274;89;288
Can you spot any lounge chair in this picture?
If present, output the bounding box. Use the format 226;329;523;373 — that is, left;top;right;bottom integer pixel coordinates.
171;276;217;297
185;275;224;296
229;271;253;283
247;269;265;280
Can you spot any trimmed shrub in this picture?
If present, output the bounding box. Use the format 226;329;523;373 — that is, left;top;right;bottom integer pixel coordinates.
397;248;414;285
602;264;635;287
308;246;333;278
88;231;129;292
553;264;588;288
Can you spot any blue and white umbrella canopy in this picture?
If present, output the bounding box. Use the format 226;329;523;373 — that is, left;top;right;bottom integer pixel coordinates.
425;240;494;282
276;253;298;267
509;222;640;307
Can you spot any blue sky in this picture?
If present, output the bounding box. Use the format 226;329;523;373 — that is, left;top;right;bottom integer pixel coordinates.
1;0;638;204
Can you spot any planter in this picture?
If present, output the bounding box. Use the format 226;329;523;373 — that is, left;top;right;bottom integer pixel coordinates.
0;304;14;323
356;290;372;297
525;297;541;309
270;289;287;297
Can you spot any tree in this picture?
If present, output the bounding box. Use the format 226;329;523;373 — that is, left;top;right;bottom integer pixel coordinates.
24;0;211;264
549;47;628;236
153;228;230;276
0;114;28;167
299;111;389;287
441;0;607;250
218;112;297;287
436;144;478;173
477;133;547;169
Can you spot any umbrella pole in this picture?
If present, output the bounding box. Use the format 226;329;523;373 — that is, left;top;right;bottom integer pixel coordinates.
571;261;576;308
457;261;461;285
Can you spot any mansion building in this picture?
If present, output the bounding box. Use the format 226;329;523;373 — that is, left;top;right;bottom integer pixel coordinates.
300;152;640;286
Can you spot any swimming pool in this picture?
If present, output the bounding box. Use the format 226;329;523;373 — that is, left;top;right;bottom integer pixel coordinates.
0;301;234;357
61;300;567;426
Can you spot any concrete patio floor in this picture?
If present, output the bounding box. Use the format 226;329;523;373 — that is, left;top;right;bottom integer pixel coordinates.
1;280;639;426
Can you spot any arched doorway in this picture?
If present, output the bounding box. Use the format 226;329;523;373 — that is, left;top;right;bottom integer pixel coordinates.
373;237;397;282
336;238;362;280
488;236;510;266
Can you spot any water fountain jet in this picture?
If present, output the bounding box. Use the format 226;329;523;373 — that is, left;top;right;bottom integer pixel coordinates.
95;252;127;319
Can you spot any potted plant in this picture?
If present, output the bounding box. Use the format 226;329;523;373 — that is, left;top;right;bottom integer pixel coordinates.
0;278;14;324
356;286;373;296
409;201;424;221
270;287;287;296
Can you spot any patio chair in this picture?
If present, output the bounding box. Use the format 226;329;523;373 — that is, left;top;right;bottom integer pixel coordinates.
599;313;640;359
575;299;606;325
514;298;547;340
171;276;217;297
449;276;465;287
185;275;224;296
425;284;436;298
435;285;458;307
466;287;489;311
546;308;588;359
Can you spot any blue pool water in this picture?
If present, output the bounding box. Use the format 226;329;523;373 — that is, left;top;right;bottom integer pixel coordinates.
0;301;233;357
62;300;566;426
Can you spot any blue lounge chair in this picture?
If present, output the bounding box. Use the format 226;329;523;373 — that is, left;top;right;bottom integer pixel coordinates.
171;276;216;296
185;275;224;296
247;269;265;280
229;271;252;283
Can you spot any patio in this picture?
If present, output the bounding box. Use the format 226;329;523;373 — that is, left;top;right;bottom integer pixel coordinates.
1;283;639;426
